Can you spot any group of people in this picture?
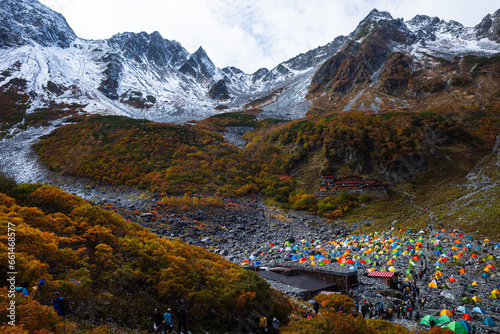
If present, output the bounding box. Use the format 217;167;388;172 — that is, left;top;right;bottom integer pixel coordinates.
153;305;187;334
15;279;64;317
258;314;280;333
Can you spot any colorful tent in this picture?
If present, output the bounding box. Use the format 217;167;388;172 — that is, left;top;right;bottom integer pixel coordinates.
444;321;468;334
462;313;473;321
458;320;471;331
420;315;439;326
440;309;452;317
482;317;496;326
472;296;482;302
437;314;452;324
461;297;475;304
472;307;485;314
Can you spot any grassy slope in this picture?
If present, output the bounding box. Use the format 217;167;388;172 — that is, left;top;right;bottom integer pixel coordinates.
352;140;500;239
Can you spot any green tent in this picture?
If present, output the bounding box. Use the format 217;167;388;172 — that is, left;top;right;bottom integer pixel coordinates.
461;296;475;304
444;321;468;334
438;314;452;324
420;315;439;326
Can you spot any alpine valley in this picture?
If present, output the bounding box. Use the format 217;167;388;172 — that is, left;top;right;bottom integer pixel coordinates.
1;0;500;333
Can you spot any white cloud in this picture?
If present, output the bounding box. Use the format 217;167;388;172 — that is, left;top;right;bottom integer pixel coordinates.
39;0;499;73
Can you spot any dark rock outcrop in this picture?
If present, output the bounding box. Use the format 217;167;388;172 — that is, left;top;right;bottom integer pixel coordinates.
208;78;231;100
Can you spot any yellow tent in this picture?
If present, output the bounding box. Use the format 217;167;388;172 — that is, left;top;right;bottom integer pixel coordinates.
492;289;500;294
428;282;438;288
489;293;498;299
435;271;443;276
472;296;482;302
471;281;478;286
440;309;452;317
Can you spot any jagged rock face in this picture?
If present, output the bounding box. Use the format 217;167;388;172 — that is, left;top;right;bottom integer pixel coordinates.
0;0;76;48
309;8;500;113
407;15;466;41
179;47;218;83
208;78;230;100
98;54;123;100
475;9;500;42
108;31;189;68
311;16;414;95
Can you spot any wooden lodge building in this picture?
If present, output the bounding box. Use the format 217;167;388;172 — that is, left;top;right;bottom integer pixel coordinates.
319;175;387;195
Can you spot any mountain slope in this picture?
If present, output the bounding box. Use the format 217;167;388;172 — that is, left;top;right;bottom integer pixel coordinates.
0;0;76;48
308;9;500;114
1;1;499;123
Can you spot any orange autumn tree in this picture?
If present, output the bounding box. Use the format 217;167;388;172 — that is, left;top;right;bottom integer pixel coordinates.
0;177;292;332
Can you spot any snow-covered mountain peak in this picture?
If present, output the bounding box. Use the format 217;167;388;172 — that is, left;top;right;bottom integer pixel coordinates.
0;0;76;48
363;9;394;22
475;9;500;42
108;31;190;69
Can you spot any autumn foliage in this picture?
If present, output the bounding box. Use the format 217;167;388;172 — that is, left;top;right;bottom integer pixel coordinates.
281;294;411;334
33;106;498;214
0;178;291;332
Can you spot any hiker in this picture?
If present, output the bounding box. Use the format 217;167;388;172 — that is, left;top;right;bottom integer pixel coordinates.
164;308;173;333
30;279;45;303
153;308;164;333
15;281;29;296
271;317;280;333
52;292;64;317
259;314;268;333
429;318;436;327
177;304;187;334
312;300;319;314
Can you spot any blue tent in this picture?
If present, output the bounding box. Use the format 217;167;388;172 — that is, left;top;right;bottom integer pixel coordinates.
483;317;496;326
434;250;441;254
458;320;471;331
482;272;490;278
472;307;485;314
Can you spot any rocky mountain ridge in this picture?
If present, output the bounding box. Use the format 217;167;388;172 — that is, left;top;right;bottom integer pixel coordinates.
0;1;499;123
308;9;500;113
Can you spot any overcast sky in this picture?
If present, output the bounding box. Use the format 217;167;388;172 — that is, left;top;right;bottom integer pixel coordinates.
39;0;499;73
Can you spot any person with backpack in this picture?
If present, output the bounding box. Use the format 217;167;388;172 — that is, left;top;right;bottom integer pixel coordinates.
30;279;45;303
164;308;173;333
15;281;29;296
258;314;267;333
271;317;280;333
312;300;319;314
52;292;64;317
153;308;164;333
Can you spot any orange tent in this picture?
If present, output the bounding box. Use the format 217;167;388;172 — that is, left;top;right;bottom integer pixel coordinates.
448;277;456;282
459;268;467;274
462;313;473;321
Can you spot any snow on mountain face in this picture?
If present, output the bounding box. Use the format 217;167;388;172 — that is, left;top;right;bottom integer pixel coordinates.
474;9;500;42
0;0;76;48
0;0;499;124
